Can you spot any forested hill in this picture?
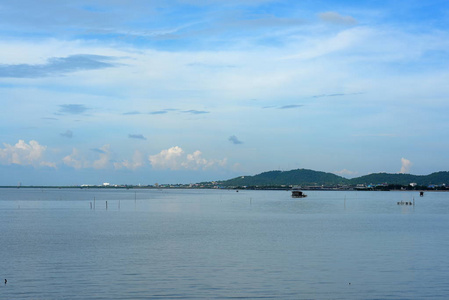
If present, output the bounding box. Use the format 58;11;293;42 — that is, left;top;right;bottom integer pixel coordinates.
218;169;349;187
349;171;449;186
216;169;449;187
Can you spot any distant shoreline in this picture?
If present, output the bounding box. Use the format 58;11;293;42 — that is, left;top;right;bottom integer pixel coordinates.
2;169;448;191
0;185;446;192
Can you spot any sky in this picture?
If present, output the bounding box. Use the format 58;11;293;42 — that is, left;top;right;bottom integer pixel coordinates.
1;0;449;186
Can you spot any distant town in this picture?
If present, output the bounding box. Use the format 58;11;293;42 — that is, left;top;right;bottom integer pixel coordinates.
2;181;448;191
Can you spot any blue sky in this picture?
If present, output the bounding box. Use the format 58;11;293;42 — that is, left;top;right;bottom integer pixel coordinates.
1;0;449;185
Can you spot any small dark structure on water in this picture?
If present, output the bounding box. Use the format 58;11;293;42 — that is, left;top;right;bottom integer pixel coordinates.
292;190;307;198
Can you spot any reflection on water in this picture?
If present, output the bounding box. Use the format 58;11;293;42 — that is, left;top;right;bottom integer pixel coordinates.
1;189;449;299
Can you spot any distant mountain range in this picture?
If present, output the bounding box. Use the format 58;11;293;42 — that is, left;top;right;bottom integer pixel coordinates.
216;169;449;187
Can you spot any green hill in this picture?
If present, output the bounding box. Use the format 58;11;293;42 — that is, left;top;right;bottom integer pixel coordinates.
422;172;449;185
217;169;449;188
349;173;419;186
349;171;449;186
218;169;349;187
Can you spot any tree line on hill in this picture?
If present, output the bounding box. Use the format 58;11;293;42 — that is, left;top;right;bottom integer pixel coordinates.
212;169;449;190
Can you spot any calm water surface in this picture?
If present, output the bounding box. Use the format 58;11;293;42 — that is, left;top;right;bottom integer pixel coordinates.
1;188;448;299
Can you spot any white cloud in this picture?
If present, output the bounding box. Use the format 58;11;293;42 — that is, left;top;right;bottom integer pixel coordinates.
149;146;184;170
149;146;227;170
114;150;145;170
63;148;89;169
0;140;56;168
335;169;358;177
400;158;412;174
92;144;112;169
63;145;114;170
182;150;227;170
182;150;207;170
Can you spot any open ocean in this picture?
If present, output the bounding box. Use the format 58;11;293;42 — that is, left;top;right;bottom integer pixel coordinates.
1;188;449;299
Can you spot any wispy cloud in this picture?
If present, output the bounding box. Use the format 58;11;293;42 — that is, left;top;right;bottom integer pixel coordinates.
92;145;112;169
148;109;179;115
60;130;73;138
122;111;142;115
147;109;207;115
64;146;144;170
58;104;89;115
128;134;146;140
312;92;363;98
182;110;209;114
312;93;345;98
187;62;237;69
63;148;87;170
278;104;303;109
352;133;397;137
319;12;357;26
90;148;106;154
114;150;145;170
228;135;243;145
149;110;169;115
0;54;118;78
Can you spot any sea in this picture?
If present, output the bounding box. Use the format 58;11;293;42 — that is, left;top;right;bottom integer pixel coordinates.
1;188;448;299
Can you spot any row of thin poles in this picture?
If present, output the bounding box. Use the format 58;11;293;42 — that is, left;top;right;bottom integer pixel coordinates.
90;192;137;210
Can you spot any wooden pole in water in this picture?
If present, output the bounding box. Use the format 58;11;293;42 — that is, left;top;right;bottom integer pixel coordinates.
106;201;108;210
94;197;96;210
